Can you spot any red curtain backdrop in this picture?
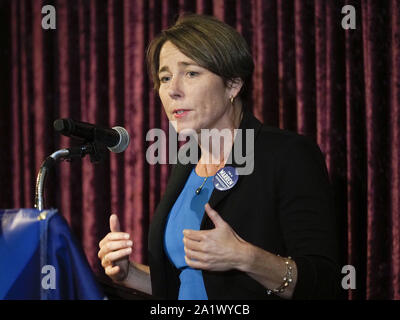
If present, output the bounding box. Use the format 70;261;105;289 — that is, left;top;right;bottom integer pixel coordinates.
0;0;399;300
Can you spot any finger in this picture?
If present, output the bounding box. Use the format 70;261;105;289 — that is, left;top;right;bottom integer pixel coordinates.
183;237;205;252
184;246;207;262
101;254;112;268
204;203;225;228
99;232;130;248
102;248;131;268
105;265;120;276
98;240;133;259
110;214;121;233
101;247;132;268
185;255;209;270
182;229;208;241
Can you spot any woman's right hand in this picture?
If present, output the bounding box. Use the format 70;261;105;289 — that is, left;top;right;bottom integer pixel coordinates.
98;214;133;282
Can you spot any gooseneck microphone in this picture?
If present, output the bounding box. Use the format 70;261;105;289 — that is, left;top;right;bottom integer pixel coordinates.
53;118;130;153
35;119;130;210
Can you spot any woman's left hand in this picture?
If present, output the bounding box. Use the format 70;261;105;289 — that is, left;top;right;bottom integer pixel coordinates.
183;203;249;272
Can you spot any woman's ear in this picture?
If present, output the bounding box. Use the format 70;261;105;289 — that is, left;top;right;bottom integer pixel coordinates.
226;78;244;99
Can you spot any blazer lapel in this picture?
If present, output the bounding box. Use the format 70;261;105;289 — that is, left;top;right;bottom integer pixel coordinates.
204;111;263;226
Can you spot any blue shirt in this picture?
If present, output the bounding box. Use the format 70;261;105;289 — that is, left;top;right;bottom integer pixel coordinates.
164;168;214;300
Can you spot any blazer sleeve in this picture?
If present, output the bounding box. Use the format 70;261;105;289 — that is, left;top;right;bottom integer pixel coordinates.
275;135;341;299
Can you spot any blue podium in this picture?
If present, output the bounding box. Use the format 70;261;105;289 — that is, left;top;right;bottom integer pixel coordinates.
0;209;105;300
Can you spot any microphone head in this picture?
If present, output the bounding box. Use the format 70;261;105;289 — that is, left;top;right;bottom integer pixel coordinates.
108;126;130;153
53;118;74;135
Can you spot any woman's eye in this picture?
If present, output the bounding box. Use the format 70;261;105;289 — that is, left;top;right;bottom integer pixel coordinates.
187;71;199;77
160;76;170;83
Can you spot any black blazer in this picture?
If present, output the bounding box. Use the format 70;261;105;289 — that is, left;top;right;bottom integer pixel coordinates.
148;110;340;300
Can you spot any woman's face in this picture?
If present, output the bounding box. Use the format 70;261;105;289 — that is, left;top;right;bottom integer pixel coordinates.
158;41;240;134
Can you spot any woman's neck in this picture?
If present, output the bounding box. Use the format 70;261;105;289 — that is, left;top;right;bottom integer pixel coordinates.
196;102;243;176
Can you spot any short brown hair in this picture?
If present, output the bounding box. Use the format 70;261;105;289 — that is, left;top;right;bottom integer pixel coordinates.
146;14;254;102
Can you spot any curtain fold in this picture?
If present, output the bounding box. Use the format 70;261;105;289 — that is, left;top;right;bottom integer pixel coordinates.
390;0;400;300
362;0;392;299
344;0;368;300
0;0;399;299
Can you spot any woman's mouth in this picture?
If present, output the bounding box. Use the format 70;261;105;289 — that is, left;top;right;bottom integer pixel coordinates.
173;109;191;119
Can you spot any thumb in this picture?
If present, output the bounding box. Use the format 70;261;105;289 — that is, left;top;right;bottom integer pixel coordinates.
204;203;225;228
109;213;121;233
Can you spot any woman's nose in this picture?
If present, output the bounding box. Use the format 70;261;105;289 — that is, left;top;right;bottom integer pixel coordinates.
168;76;184;99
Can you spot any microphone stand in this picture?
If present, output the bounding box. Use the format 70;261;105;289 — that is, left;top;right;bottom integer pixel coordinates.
34;142;104;211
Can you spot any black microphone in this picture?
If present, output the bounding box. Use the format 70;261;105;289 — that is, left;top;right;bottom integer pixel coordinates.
53;118;130;153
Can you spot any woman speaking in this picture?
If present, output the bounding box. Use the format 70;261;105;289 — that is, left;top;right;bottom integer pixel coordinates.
97;14;340;300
